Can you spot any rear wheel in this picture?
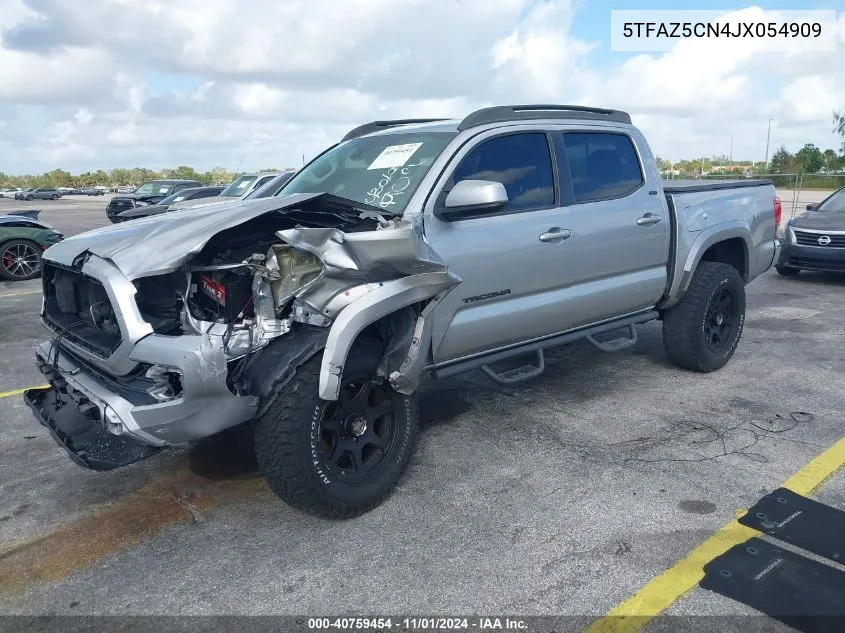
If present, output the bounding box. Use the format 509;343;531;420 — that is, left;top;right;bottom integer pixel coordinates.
50;194;58;200
253;338;419;518
25;194;34;201
662;262;746;372
776;266;800;277
0;239;42;281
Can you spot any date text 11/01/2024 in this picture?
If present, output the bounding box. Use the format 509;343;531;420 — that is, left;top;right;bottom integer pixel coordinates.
307;617;528;630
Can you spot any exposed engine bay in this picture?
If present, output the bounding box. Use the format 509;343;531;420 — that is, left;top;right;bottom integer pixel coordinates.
119;195;457;394
41;193;460;402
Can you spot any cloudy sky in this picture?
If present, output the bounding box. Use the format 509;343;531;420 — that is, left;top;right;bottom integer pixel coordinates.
0;0;843;175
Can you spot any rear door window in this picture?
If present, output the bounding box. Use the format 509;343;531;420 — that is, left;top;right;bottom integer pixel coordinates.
562;133;644;203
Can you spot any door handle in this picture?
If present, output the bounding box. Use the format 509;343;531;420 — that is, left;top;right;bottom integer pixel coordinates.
539;227;572;243
637;213;662;226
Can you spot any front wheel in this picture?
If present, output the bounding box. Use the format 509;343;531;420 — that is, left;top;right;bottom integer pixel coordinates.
776;266;800;277
50;194;58;200
25;194;34;201
662;262;746;372
253;341;419;518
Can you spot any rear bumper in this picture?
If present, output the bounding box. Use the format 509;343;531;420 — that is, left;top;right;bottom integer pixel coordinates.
777;241;845;272
24;386;162;471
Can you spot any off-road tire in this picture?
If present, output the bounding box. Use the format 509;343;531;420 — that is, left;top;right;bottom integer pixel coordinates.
253;341;419;519
662;261;745;372
776;266;800;277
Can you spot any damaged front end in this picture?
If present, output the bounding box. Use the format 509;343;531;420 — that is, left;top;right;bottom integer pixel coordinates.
29;193;459;468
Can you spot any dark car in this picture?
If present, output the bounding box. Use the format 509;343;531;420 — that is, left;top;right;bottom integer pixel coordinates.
0;214;63;281
114;186;224;222
105;179;202;222
82;187;105;196
244;171;295;199
777;186;845;276
15;187;62;201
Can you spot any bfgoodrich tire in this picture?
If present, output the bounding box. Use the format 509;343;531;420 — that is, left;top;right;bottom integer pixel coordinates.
662;262;746;372
253;340;418;519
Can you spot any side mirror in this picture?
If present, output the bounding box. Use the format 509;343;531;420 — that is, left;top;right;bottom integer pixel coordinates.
805;203;816;211
436;179;508;221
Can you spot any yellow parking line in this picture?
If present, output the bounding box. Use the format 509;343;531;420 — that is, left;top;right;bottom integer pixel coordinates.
586;436;845;633
0;289;42;298
0;384;49;398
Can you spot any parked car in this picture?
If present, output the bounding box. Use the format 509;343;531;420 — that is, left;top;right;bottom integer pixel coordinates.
167;172;281;212
0;188;22;198
244;171;295;199
15;187;62;200
82;187;105;196
776;186;845;276
0;214;63;281
24;104;780;518
115;186;225;221
105;179;203;222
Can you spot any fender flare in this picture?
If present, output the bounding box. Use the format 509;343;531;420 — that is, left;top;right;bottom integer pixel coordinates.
663;223;751;309
318;271;457;400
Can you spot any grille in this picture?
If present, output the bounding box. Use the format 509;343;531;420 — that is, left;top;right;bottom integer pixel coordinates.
42;262;123;358
793;230;845;248
106;198;135;216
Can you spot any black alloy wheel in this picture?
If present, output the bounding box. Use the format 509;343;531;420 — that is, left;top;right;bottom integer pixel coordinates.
319;374;397;483
703;286;738;353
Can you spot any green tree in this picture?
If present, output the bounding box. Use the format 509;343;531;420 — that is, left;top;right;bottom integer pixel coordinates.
44;169;73;187
769;146;794;174
822;149;840;172
110;168;132;186
794;143;824;173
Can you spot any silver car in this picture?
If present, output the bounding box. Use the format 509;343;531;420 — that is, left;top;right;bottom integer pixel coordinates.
15;187;62;200
167;172;283;211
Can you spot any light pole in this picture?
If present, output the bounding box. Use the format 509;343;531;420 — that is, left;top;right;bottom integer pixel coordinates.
764;119;773;171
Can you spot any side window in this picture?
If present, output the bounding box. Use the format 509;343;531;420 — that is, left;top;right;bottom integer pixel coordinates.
562;133;644;203
452;133;555;212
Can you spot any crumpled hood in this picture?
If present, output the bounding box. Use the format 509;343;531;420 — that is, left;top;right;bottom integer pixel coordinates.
791;211;845;231
44;193;322;279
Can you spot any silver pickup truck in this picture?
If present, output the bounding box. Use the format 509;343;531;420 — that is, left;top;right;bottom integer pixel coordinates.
25;104;780;518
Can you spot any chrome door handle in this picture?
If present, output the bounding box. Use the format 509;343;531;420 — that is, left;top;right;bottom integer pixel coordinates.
637;213;662;226
539;227;572;243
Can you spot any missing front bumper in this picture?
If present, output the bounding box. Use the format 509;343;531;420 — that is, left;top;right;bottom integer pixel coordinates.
23;386;162;471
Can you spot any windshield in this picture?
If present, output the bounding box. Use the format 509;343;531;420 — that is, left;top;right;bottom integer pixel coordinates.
815;188;845;214
280;131;455;215
134;182;172;196
221;175;260;197
159;191;190;205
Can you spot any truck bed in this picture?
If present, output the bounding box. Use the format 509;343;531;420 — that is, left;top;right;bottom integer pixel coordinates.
661;179;772;194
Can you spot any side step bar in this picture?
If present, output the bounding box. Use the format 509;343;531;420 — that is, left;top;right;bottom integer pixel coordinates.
432;311;659;382
481;349;545;385
587;324;638;352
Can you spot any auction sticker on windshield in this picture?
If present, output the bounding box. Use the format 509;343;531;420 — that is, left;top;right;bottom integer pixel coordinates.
368;143;423;170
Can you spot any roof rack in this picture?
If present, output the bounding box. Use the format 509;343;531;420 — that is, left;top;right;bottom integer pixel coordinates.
457;104;631;131
341;118;450;142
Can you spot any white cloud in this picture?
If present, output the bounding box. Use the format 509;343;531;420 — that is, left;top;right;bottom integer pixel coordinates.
0;0;842;172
